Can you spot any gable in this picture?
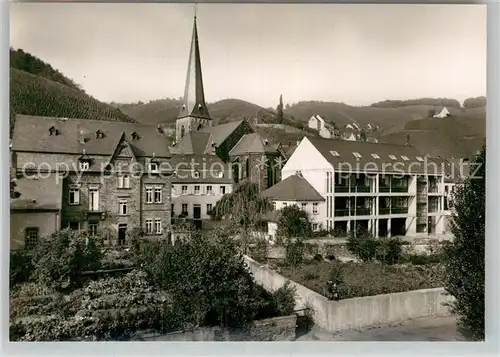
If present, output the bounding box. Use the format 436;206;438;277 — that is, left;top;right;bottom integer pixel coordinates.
282;137;332;175
116;143;135;158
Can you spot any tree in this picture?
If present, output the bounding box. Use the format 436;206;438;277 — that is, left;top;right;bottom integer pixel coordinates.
277;205;312;241
276;94;284;124
10;180;21;199
346;225;378;262
428;108;436;118
443;144;485;341
211;182;273;254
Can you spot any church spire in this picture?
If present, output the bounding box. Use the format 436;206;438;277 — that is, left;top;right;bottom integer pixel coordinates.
178;15;211;120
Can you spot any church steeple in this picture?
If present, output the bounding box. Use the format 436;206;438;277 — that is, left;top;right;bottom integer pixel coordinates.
178;16;211;121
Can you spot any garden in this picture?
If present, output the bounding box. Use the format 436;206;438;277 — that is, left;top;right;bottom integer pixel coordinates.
9;227;296;341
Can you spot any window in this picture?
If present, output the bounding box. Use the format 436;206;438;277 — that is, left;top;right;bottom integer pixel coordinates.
79;161;90;171
416;156;424;162
193;171;200;178
145;219;153;234
119;199;128;215
313;203;319;214
154;186;162;203
207;185;213;195
272;201;276;210
194;185;200;195
182;185;188;195
353;152;362;158
149;162;159;173
155;219;162;234
312;223;318;231
206;203;213;214
181;203;188;214
371;153;380;159
389;155;397;160
88;222;99;236
69;186;80;205
25;227;39;249
401;156;409;161
283;202;287;207
88;187;99;211
146;187;153;203
118;175;130;188
220;186;226;194
301;203;307;210
330;150;339;157
171;203;175;215
69;221;80;230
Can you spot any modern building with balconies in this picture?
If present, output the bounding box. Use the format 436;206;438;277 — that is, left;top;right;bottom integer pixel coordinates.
281;136;453;238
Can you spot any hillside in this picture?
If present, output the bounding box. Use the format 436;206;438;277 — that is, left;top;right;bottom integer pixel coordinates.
9;49;135;135
379;108;485;159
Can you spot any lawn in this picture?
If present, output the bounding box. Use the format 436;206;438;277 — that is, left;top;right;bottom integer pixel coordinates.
272;259;445;300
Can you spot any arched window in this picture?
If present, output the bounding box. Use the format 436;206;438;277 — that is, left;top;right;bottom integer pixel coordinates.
180;125;185;138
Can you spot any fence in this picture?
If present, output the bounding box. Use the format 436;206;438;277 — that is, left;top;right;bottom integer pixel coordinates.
244;255;454;333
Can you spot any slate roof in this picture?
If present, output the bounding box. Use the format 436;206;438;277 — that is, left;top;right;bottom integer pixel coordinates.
12;115;171;157
261;174;325;202
306;137;448;175
170;131;214;155
200;120;246;147
11;176;62;211
229;133;281;156
168;154;233;184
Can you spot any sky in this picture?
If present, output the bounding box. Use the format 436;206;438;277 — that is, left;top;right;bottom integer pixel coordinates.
10;3;487;108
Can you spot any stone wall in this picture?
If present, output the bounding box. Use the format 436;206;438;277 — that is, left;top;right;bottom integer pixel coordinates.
244;255;454;333
134;315;297;341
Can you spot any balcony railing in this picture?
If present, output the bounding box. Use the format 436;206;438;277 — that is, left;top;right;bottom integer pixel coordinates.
379;186;390;193
391;186;409;193
391;207;409;214
334;209;350;217
334;186;350;193
353;208;371;216
428;186;439;193
379;208;390;215
351;185;371;193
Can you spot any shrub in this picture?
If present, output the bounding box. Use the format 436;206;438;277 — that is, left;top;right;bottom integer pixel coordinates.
30;229;103;291
346;227;378;262
277;205;313;240
376;237;405;265
10;250;34;287
270;282;296;317
284;238;306;277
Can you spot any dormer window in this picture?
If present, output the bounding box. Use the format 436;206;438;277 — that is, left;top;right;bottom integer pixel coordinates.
371;153;380;159
389;155;397;160
353;152;362;159
95;130;104;139
416;156;424;162
330;151;339;157
149;162;159;173
198;104;203;110
193;171;200;178
131;132;140;140
79;161;90;171
401;156;409;161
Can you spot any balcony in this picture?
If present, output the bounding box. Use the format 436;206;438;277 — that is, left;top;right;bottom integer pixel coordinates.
334;209;350;217
379;186;390;193
335;186;350;193
379;208;390;215
391;207;409;214
391;186;409;193
353;208;371;216
351;185;371;193
428;186;439;193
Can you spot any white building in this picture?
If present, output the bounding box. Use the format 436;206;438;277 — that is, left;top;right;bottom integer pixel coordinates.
281;136;453;238
433;107;451;118
308;115;338;139
260;173;326;233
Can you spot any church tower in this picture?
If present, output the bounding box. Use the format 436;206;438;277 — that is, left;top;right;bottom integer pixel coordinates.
176;16;212;143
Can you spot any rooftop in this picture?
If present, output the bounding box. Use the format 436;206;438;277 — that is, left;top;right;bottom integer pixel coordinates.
229;133;280;156
261;174;325;202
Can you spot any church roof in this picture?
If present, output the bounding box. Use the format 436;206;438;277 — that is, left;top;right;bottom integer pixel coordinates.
170;131;214;155
199;119;246;146
177;16;211;121
229;133;280;156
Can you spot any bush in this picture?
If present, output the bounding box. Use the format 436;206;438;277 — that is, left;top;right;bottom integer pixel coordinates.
346;227;378;262
30;229;103;291
270;282;296;317
376;237;405;265
10;250;34;287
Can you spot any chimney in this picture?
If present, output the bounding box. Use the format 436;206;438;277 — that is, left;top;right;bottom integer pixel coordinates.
405;135;411;146
79;131;85;144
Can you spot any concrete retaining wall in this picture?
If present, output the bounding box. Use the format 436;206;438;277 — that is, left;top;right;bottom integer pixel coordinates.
134;315;297;341
244;255;454;333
